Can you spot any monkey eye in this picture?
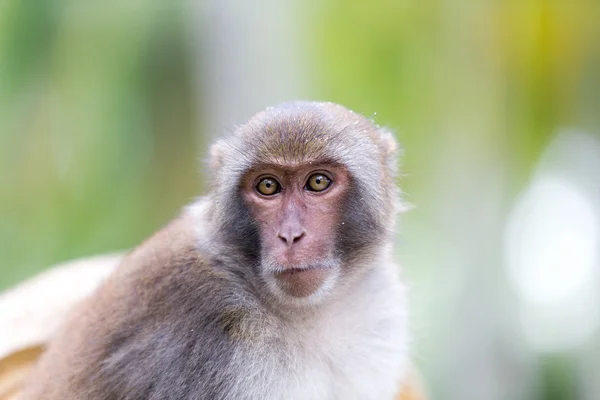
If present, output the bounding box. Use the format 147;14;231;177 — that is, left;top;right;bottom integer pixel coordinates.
305;174;332;192
256;177;281;196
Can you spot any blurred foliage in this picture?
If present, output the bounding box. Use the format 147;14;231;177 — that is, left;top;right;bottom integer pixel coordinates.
0;1;199;289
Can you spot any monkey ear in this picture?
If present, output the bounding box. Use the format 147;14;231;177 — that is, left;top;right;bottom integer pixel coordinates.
375;127;401;177
376;127;399;157
209;141;226;171
376;127;411;214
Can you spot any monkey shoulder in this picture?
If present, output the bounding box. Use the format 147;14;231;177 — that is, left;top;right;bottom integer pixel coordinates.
36;214;270;399
103;212;268;345
92;221;276;398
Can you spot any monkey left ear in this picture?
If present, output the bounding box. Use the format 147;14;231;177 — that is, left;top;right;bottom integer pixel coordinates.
375;127;401;177
377;127;399;156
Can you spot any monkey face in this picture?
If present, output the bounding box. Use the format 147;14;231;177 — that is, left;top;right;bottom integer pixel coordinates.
209;102;400;306
241;163;350;302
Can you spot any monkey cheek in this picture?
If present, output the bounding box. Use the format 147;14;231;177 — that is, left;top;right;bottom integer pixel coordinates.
274;267;330;298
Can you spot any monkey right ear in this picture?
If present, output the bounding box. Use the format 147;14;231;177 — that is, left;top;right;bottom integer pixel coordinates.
209;141;226;171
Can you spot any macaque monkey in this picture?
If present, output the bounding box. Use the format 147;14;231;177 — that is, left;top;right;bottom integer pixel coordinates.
21;102;421;399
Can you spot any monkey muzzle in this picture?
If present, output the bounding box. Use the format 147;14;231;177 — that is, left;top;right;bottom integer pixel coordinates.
272;263;334;298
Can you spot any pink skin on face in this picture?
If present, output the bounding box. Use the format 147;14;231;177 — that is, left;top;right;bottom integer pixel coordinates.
242;163;349;298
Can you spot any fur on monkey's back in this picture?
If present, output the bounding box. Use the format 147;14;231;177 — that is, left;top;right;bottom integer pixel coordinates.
24;212;407;400
22;214;268;399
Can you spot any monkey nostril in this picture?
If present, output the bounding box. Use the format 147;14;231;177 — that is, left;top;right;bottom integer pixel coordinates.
278;231;305;246
292;232;304;243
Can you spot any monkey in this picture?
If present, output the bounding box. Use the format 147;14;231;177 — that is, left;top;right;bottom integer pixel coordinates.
20;101;419;400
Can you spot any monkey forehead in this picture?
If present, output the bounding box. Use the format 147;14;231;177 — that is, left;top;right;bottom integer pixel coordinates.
209;102;400;234
231;102;389;169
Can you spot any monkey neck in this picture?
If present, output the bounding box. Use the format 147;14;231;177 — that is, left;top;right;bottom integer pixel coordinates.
263;249;400;323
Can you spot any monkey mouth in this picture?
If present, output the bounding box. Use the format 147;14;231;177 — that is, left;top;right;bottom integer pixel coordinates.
272;264;332;298
276;265;322;275
272;262;330;276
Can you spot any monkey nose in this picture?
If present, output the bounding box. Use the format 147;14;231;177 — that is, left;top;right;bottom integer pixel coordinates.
277;230;305;247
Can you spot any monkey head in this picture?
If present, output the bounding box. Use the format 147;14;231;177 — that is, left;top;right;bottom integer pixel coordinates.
206;102;400;306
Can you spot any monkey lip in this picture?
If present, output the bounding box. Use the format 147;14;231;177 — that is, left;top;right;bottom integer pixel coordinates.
273;265;331;298
277;265;322;275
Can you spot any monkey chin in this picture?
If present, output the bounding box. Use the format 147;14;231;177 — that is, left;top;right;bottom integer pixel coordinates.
261;258;341;307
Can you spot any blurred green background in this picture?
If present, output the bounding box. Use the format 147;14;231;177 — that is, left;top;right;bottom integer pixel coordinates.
1;0;599;399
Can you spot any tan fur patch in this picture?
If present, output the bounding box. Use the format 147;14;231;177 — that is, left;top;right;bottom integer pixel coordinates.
0;346;44;400
395;369;427;400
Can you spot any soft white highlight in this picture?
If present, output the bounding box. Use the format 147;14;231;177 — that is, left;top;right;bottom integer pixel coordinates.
505;130;600;353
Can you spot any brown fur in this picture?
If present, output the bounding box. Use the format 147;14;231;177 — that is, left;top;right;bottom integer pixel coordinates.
22;215;270;398
21;101;419;400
